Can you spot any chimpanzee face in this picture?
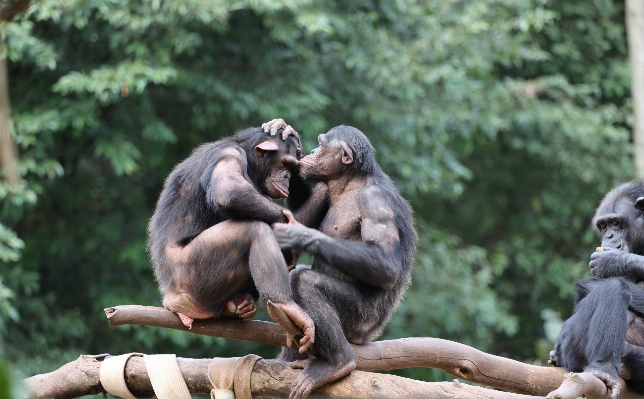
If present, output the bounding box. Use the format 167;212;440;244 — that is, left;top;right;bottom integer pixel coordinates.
594;196;644;253
254;138;299;199
299;134;354;182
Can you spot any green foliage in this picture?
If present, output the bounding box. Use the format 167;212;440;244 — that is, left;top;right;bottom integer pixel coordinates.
0;0;634;382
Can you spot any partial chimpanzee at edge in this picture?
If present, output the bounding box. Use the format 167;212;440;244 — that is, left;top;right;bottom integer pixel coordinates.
550;181;644;398
148;122;326;353
269;120;417;399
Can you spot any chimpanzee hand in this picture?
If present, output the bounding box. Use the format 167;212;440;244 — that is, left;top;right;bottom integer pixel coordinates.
282;248;300;271
262;118;303;158
272;210;322;251
589;247;631;278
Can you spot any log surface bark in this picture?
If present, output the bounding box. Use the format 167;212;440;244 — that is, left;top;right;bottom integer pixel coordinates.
106;305;564;395
26;355;548;399
102;305;644;399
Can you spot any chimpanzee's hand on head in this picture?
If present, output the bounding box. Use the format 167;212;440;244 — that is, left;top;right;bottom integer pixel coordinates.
262;118;303;158
272;210;319;251
589;247;630;278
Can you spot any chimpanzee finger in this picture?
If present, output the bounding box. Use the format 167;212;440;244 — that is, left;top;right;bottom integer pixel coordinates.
299;336;313;353
283;209;297;224
286;335;294;348
238;301;256;314
281;125;298;140
270;118;288;136
239;306;257;319
262;119;278;133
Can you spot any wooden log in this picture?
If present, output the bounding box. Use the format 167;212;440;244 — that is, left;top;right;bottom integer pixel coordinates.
105;305;564;395
25;354;547;399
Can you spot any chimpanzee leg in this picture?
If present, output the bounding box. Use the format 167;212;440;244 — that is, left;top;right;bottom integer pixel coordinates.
622;343;644;393
286;267;371;399
574;278;630;397
163;220;297;326
552;277;631;397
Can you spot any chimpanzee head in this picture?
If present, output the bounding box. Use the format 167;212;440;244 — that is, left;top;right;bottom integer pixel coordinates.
233;128;300;199
299;125;377;182
593;181;644;255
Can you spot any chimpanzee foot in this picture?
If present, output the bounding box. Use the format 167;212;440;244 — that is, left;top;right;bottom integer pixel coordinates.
275;301;315;353
585;367;621;399
222;293;257;320
548;350;559;367
289;357;312;369
289;358;356;399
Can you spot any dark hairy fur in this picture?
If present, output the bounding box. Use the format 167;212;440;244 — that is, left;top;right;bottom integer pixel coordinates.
275;125;417;398
148;127;308;308
552;181;644;395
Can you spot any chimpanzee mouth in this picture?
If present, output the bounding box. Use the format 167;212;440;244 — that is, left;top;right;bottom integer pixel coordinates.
272;181;289;198
299;158;315;167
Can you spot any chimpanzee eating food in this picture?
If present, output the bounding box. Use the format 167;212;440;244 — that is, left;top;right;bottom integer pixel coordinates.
267;120;417;399
148;122;324;353
550;181;644;398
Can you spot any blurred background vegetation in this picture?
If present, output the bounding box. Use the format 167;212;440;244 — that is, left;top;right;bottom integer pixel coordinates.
0;0;636;390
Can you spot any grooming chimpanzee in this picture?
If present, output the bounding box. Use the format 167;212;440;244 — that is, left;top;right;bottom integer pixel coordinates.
550;181;644;397
267;121;417;399
148;122;325;352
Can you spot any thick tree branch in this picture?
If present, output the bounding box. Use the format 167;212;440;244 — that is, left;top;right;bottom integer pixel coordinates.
26;354;549;399
106;305;565;395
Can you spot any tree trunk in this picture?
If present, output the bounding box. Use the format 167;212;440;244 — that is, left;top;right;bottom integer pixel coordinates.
0;31;20;188
627;0;644;178
0;0;33;21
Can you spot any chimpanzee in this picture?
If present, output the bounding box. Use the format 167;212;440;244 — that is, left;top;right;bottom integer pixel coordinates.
267;121;417;399
148;122;327;353
550;181;644;398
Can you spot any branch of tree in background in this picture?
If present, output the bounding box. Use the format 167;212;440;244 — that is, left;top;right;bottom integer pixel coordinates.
627;0;644;179
0;0;33;21
98;305;640;399
0;31;20;189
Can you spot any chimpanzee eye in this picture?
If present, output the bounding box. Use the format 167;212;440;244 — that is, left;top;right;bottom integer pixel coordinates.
599;223;607;231
611;220;620;228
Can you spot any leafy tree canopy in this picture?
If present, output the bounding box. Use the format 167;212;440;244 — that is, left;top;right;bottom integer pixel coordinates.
0;0;633;381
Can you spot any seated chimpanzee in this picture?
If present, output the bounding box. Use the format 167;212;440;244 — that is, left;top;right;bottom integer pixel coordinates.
148;122;329;353
550;181;644;397
266;119;417;399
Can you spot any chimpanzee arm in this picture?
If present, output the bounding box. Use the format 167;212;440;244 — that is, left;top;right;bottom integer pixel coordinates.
590;249;644;282
274;186;401;289
292;183;330;229
208;147;286;224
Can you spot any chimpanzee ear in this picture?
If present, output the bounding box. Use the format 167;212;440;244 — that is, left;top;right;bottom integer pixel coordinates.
254;141;279;156
636;197;644;211
340;141;354;165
